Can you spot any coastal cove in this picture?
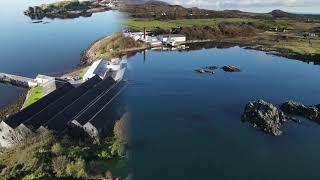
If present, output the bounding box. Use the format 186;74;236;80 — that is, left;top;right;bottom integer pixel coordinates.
0;0;123;107
2;0;320;179
125;47;320;179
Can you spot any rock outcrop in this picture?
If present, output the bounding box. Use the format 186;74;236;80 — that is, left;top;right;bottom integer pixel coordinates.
222;65;241;72
195;69;205;73
280;101;320;123
242;99;287;136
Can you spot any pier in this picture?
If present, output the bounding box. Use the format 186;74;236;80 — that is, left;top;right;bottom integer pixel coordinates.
0;72;37;88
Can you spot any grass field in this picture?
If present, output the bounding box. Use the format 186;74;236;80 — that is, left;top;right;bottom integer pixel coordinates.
126;18;320;33
126;18;257;30
272;38;320;54
92;33;146;59
23;86;43;108
79;66;90;79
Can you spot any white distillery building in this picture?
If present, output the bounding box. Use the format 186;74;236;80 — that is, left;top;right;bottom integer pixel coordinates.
83;58;127;81
157;34;186;44
146;36;162;47
83;60;109;81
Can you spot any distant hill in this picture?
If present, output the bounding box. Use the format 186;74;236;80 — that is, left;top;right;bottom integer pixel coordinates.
123;0;320;21
126;0;169;5
144;0;170;5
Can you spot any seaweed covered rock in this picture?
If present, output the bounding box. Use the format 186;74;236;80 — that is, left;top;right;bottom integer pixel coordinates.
281;101;320;122
222;65;241;72
242;99;287;136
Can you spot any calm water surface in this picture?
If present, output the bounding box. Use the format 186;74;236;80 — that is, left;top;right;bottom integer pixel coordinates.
2;1;320;179
0;0;122;106
125;48;320;180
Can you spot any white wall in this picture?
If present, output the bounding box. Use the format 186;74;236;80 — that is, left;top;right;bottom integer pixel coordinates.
83;60;102;81
0;121;14;148
83;122;99;139
170;36;186;42
0;122;34;148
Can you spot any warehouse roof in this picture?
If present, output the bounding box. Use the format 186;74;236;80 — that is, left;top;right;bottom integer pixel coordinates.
72;80;126;126
22;75;102;131
44;77;116;133
4;83;74;128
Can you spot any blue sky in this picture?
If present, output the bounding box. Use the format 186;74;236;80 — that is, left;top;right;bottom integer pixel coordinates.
162;0;320;13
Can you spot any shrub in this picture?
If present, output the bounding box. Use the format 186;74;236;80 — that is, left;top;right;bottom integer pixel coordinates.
98;150;112;159
51;143;63;156
66;159;87;178
52;156;68;177
66;146;90;159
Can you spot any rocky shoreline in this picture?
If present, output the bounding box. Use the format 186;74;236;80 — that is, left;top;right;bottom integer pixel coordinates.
0;91;27;121
183;39;320;65
245;45;320;64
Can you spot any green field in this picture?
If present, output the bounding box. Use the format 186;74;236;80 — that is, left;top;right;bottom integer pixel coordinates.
272;38;320;55
126;18;319;33
23;86;43;108
79;66;90;79
126;18;257;30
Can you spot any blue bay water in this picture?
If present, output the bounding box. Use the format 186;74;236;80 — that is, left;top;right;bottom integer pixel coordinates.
0;0;123;106
1;1;320;179
126;48;320;180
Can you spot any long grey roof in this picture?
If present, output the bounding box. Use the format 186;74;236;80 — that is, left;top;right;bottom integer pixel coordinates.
4;83;74;128
87;94;126;138
22;75;102;131
73;81;126;126
44;77;116;133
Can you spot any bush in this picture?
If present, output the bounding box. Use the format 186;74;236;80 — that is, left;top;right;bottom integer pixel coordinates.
98;150;112;159
66;146;90;159
51;143;63;156
66;159;87;178
52;156;68;177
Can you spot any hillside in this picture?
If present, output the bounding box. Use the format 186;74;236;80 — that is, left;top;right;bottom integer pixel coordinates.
123;1;320;21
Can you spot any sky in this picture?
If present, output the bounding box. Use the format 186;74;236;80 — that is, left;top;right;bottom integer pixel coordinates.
162;0;320;14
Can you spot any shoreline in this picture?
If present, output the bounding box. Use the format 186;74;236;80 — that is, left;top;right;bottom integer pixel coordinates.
1;32;319;119
182;38;320;63
0;91;27;121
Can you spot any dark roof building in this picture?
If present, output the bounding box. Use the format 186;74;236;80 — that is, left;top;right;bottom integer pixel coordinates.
83;95;126;139
43;77;116;133
22;75;102;131
4;83;74;128
72;80;126;126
